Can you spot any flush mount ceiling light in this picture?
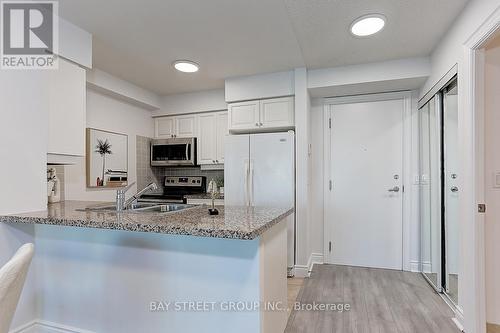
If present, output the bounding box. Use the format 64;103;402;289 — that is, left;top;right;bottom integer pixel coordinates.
173;60;199;73
350;14;386;37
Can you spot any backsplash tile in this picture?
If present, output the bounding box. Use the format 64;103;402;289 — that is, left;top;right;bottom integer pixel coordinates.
136;135;224;191
136;135;160;190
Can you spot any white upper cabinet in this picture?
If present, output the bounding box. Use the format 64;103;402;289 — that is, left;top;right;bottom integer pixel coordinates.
197;111;228;165
197;113;217;165
154;115;196;138
228;100;260;131
175;115;197;138
259;97;294;129
47;58;86;162
228;97;294;132
155;117;175;138
215;112;228;163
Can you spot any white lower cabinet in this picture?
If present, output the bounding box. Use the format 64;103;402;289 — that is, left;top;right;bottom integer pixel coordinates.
228;96;294;132
197;111;228;165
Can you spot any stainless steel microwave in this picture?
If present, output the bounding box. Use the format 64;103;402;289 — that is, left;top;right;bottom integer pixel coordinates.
150;138;196;167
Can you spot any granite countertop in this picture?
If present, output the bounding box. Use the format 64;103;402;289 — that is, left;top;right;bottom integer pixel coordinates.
0;201;293;240
184;193;225;200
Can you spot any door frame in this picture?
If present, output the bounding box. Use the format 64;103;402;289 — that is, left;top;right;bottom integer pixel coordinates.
322;91;413;271
461;6;500;333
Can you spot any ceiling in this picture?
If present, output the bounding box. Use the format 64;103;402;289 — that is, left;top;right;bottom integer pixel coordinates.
58;0;469;95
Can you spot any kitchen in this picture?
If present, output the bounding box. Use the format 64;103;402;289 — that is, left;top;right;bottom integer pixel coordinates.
2;1;500;333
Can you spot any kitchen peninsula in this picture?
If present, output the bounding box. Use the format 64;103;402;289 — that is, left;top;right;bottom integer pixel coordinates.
0;201;293;333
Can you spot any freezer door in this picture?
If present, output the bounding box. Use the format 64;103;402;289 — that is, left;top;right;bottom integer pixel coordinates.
224;134;250;206
249;132;295;207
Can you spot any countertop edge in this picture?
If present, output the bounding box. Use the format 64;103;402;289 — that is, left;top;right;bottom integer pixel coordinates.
0;207;294;241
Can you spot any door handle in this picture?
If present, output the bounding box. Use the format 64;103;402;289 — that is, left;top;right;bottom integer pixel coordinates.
450;186;459;193
388;186;400;193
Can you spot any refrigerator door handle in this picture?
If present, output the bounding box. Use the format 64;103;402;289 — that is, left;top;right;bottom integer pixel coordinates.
249;159;254;207
244;160;250;206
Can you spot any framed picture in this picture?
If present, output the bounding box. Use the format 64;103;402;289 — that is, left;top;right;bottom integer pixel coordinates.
86;128;128;188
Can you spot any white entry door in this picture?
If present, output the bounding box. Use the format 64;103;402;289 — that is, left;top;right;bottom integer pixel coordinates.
325;96;405;270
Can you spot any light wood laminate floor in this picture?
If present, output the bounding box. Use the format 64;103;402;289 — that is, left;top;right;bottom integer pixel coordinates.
285;265;460;333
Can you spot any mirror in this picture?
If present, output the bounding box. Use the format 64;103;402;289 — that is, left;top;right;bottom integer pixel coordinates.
443;80;459;305
419;96;441;291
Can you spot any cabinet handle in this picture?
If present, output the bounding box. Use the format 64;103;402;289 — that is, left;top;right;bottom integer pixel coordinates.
255;122;259;127
259;122;263;127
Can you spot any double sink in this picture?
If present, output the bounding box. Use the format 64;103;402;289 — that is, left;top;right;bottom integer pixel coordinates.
78;202;194;214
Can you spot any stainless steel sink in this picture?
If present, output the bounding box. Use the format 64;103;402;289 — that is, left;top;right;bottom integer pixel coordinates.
78;202;194;213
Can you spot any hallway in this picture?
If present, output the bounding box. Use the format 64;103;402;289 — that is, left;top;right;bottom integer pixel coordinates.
285;265;460;333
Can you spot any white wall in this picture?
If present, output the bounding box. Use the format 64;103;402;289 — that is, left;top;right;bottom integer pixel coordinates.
87;69;162;111
309;99;325;256
64;89;154;201
308;57;430;98
484;36;500;326
225;71;294;102
154;89;227;117
59;16;93;68
293;68;311;276
0;71;48;329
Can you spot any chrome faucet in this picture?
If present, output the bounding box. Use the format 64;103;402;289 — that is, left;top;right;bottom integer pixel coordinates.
116;182;158;211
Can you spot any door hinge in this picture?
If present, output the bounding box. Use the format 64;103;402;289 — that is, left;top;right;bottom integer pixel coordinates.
478;203;486;213
329;118;332;129
329;241;332;253
329;180;333;191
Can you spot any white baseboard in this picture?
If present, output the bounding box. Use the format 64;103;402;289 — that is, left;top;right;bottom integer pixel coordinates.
293;265;309;278
409;261;433;273
308;253;324;272
294;253;324;278
410;261;420;272
11;320;94;333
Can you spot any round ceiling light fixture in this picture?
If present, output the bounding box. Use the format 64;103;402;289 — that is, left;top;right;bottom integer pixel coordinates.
350;14;386;37
173;60;199;73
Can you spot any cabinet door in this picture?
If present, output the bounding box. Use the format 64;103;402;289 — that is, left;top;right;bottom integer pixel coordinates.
215;111;228;164
155;117;175;138
197;113;217;165
175;115;197;137
259;97;294;129
48;58;86;156
228;100;260;131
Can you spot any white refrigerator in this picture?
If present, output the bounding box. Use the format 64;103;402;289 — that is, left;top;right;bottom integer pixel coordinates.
224;131;295;274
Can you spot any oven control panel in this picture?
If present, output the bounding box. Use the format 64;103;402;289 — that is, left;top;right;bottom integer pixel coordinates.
164;176;204;187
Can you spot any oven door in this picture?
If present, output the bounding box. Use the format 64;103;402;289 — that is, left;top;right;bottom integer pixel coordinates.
151;138;196;166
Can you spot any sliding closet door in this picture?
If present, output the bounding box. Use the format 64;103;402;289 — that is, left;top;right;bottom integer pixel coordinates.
419;96;442;291
443;80;459;305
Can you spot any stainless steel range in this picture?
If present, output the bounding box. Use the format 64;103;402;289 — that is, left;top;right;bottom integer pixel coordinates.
138;176;206;204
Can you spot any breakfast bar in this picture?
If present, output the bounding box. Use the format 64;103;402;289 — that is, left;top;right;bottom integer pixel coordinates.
1;201;293;333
